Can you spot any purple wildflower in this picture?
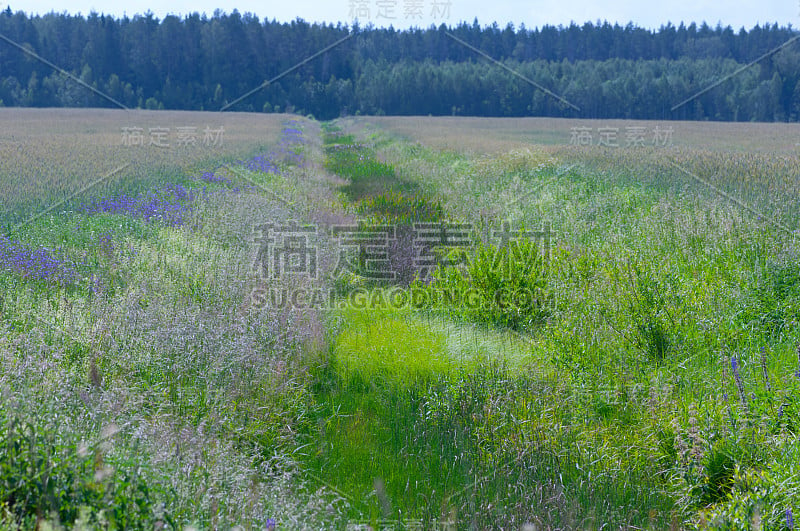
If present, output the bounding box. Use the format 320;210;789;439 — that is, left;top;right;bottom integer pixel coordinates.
266;518;276;529
240;155;280;174
788;508;794;530
0;235;79;285
98;232;115;262
239;123;306;174
89;273;103;295
281;127;304;139
199;170;231;184
81;184;197;226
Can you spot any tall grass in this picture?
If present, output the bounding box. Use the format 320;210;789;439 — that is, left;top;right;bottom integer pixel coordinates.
0;115;352;528
4;111;800;528
414;237;551;331
316;118;800;528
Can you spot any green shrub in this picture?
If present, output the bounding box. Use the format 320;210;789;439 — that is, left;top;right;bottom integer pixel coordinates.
414;238;550;331
324;144;393;180
695;439;739;506
0;410;164;527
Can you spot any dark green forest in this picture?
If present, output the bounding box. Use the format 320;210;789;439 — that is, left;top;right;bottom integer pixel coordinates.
1;7;799;120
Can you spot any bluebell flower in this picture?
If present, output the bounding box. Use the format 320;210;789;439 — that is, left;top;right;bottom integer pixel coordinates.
236;124;305;175
82;184;198;226
199;171;231;184
0;235;79;285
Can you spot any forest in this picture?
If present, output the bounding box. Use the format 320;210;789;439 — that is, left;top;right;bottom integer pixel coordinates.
0;7;799;120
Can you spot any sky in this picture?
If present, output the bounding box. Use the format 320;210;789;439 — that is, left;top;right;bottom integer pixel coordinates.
2;0;797;31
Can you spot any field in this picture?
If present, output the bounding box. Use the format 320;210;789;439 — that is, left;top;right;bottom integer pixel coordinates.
1;109;800;529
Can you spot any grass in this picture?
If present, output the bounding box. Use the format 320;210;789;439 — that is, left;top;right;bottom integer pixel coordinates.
0;109;288;230
0;114;349;528
307;299;541;523
360;115;800;154
412;237;552;332
355;191;444;224
310;118;800;528
3;110;800;528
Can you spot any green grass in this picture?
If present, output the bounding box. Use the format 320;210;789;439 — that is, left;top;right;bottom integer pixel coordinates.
413;237;552;332
307;119;800;528
355;191;445;224
305;297;535;522
4;113;800;528
0;116;348;529
322;124;422;201
302;292;679;526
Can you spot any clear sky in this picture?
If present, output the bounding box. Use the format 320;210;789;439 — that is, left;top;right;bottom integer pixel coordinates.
2;0;797;31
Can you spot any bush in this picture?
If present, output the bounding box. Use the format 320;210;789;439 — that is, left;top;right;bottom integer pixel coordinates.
414;238;551;331
0;409;164;527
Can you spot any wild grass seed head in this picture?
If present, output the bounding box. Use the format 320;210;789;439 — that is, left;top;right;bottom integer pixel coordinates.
731;353;749;411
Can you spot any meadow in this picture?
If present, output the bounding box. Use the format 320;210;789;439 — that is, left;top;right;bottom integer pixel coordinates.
1;109;800;529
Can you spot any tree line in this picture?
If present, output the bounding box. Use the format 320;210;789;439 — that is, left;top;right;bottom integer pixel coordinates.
0;7;798;120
